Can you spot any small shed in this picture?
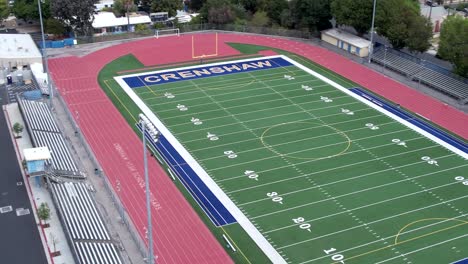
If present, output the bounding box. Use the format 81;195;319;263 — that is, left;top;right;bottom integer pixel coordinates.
321;29;371;58
23;147;52;176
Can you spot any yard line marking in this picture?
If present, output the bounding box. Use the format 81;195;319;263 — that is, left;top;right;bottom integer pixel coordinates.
137;67;306;97
300;214;468;263
278;194;468;250
197;127;420;164
165;89;345;123
191;122;412;155
240;162;459;207
342;224;468;264
182;101;364;142
161;85;333;118
253;181;459;220
374;234;468;264
225;152;455;192
148;73;322;106
214;138;439;176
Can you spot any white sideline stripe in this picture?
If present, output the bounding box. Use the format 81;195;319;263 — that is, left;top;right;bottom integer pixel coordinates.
241;161;460;207
182;101;364;142
302;214;468;263
192;121;412;159
451;258;468;264
254;180;459;220
375;234;468;264
279;194;468;250
165;87;341;124
162;84;334;118
195;120;414;163
279;55;467;159
115;55;289;263
300;214;468;263
115;55;467;263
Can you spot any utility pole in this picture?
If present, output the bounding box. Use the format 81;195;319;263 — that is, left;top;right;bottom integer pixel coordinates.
368;0;377;63
37;0;53;107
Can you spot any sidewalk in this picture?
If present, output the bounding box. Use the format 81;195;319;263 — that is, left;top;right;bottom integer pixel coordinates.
4;103;75;264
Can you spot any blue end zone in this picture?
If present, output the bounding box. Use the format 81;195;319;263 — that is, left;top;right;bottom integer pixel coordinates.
453;258;468;264
136;123;236;227
124;57;293;88
350;88;468;154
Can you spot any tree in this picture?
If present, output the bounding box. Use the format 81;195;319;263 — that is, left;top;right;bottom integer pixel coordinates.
188;0;204;11
406;15;433;53
250;11;269;27
331;0;373;36
51;0;97;36
201;0;236;24
12;0;50;21
45;18;66;36
264;0;288;26
37;202;51;226
113;0;137;17
0;0;9;25
438;15;468;77
13;122;23;137
151;0;182;17
290;0;332;32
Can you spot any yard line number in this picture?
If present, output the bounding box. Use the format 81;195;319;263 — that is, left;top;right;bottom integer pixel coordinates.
365;123;379;130
321;96;333;103
164;92;175;99
191;117;202;125
392;138;407;147
284;74;295;80
244;170;259;181
341;108;354;115
207;132;219;141
292;217;311;232
323;248;345;264
177;104;188;111
302;85;313;91
454;176;468;186
224;150;237;159
267;192;283;204
421;156;439;166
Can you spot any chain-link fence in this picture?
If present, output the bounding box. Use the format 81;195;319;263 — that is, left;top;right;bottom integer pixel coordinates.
75;23;317;44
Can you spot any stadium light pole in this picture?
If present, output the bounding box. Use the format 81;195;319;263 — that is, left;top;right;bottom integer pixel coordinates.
37;0;53;107
368;0;377;63
139;114;159;264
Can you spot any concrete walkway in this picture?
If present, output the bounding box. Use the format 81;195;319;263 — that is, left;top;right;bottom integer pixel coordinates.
4;103;74;264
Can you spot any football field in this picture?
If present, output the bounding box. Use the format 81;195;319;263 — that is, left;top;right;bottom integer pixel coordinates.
114;55;468;264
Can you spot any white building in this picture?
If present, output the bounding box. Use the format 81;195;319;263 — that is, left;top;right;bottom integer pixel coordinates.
321;29;371;58
0;34;42;70
92;12;151;35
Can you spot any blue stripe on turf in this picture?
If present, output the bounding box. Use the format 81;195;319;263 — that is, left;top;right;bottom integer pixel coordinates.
124;57;293;88
350;88;468;154
136;123;236;227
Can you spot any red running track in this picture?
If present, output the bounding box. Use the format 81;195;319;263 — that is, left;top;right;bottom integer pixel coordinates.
49;33;468;263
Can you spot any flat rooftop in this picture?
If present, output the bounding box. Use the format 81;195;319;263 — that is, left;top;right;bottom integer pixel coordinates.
0;34;41;59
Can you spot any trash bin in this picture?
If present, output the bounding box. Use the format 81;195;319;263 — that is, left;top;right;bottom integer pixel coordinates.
6;75;12;85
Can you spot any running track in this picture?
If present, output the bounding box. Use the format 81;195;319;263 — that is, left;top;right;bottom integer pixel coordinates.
48;33;468;263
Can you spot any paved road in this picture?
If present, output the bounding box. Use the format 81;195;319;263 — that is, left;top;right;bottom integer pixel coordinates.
0;109;48;264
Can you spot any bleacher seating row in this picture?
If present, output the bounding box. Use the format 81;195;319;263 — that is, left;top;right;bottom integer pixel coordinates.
20;99;61;132
75;242;122;264
18;99;82;175
372;49;468;102
31;131;79;172
52;182;110;241
52;182;123;264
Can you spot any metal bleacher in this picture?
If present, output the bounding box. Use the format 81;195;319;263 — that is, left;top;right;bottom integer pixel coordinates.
18;99;83;177
52;182;122;264
372;48;468;103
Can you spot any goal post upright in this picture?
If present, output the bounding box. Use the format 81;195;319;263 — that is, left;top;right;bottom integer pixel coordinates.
192;32;219;59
